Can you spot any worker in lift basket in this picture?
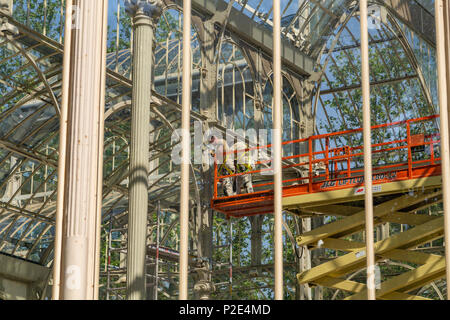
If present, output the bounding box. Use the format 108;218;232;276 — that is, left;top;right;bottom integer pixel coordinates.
208;135;254;197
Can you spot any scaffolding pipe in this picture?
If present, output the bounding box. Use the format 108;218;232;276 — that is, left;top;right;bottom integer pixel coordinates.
106;216;113;301
229;218;233;299
360;0;376;300
52;0;72;300
179;0;192;301
435;0;450;299
154;201;161;300
273;0;284;301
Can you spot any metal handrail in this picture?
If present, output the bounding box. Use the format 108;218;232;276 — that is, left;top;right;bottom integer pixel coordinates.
213;114;441;199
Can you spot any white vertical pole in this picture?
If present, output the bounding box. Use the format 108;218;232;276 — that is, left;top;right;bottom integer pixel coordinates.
155;201;161;300
93;0;109;300
360;0;376;300
179;0;192;301
229;218;233;299
435;0;450;299
273;0;284;300
52;0;72;300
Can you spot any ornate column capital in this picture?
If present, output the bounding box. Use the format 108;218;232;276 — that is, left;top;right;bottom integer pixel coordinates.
0;0;13;16
125;0;163;24
0;0;17;38
193;260;215;300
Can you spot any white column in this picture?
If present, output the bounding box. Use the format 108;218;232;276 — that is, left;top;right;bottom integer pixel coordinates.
58;0;108;300
435;0;450;299
179;0;192;301
273;0;284;300
360;0;376;300
125;0;162;300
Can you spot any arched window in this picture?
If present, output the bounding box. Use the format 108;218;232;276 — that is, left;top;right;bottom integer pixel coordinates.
217;41;255;131
153;8;201;111
262;75;301;156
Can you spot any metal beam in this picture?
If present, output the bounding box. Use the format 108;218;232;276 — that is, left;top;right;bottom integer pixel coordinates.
296;191;439;247
381;0;436;47
0;139;58;168
188;0;314;76
320;74;418;95
345;257;446;300
321;238;443;266
0;252;51;300
315;276;431;300
297;216;445;284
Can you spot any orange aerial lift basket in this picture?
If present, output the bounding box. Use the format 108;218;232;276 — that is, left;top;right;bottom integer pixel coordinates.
211;115;442;218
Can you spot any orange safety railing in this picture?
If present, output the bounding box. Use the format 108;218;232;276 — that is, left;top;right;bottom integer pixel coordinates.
213;115;441;200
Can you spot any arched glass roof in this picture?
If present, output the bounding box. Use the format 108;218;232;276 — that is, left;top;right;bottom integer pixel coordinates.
0;0;442;300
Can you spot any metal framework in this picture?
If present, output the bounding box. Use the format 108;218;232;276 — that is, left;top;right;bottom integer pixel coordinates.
0;0;448;300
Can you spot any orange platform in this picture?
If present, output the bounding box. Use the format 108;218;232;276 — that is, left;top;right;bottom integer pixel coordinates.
211;115;442;218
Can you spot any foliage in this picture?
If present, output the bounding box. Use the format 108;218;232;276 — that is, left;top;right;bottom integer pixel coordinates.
13;0;64;41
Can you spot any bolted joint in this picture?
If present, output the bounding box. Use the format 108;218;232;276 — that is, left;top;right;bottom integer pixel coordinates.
125;0;163;23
